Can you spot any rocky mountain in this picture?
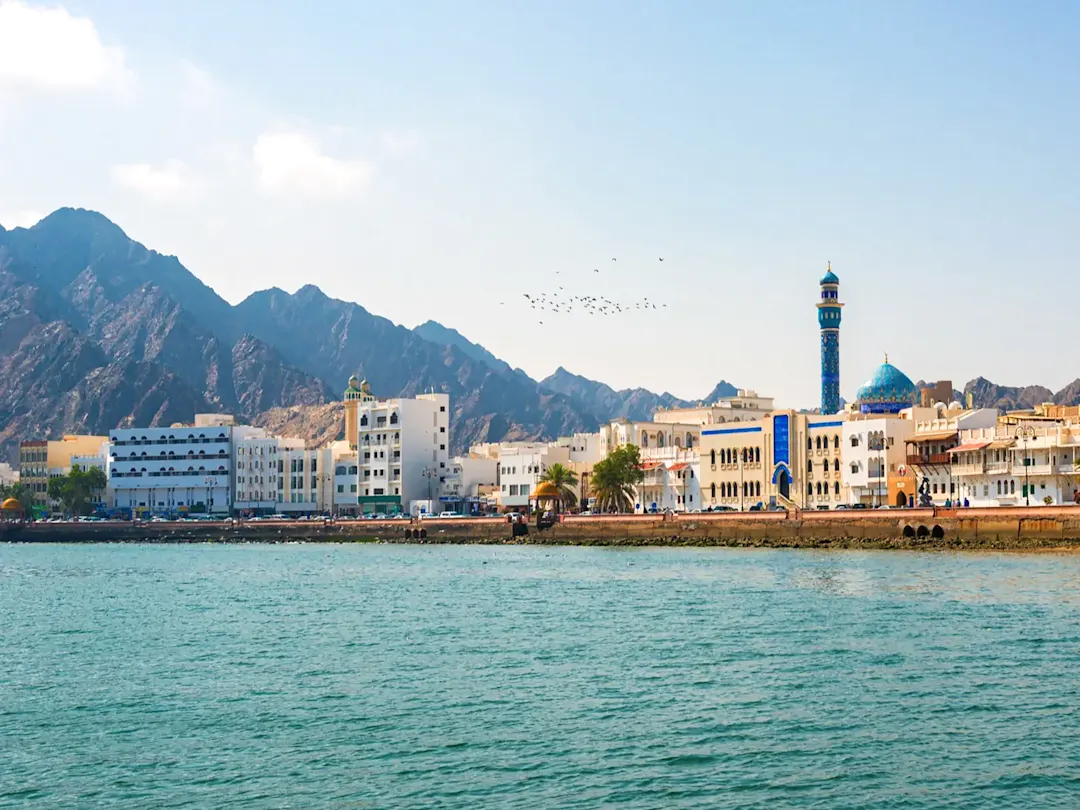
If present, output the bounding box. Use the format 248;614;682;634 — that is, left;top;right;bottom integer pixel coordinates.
540;366;738;423
0;208;599;459
962;377;1063;411
413;320;513;375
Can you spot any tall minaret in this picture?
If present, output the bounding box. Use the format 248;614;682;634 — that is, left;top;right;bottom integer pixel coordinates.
817;262;843;414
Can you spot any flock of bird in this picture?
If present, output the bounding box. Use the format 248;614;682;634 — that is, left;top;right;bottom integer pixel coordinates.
500;257;670;325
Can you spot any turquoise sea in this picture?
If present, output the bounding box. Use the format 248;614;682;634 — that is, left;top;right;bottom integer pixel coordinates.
2;544;1080;809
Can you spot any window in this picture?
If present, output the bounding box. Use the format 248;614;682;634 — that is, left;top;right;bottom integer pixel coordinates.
710;483;716;498
350;484;357;493
642;434;649;448
851;436;859;447
834;481;840;496
821;460;828;473
440;406;446;412
440;445;446;451
816;436;822;450
440;426;446;433
710;450;716;465
808;482;814;496
807;459;813;473
834;458;840;472
833;436;840;450
337;485;344;494
807;437;813;450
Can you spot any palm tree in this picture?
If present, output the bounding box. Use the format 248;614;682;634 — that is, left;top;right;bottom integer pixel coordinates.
590;445;644;514
539;463;578;512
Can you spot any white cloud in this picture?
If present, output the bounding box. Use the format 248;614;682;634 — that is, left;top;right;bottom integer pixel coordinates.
381;129;422;155
111;160;194;201
1;209;43;228
253;131;373;197
0;1;133;98
179;59;222;108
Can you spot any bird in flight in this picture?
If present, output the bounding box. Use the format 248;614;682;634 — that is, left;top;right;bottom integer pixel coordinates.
611;258;616;261
593;268;600;273
659;258;664;262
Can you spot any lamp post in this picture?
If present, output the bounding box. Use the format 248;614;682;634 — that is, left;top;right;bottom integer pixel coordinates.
421;467;438;516
202;476;214;516
1015;424;1036;506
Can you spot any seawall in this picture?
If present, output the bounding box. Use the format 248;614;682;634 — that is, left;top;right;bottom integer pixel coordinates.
7;506;1080;550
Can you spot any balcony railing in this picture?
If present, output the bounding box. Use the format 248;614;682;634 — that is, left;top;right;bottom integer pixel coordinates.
1014;463;1052;476
907;453;951;465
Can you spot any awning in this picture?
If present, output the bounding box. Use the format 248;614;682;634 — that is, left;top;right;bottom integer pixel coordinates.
949;441;991;454
640;461;663;471
667;462;689;471
908;431;958;442
988;438;1016;449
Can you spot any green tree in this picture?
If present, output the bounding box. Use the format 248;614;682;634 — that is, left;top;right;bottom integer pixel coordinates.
46;465;108;516
590;444;644;513
539;463;579;512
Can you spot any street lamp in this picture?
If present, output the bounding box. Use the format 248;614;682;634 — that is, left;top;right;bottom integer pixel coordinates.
421;467;438;515
1015;424;1036;506
202;476;215;516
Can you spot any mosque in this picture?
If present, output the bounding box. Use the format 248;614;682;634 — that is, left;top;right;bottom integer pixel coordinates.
817;265;919;416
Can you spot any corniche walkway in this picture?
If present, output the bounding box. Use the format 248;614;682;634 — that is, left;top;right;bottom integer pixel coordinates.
7;506;1080;551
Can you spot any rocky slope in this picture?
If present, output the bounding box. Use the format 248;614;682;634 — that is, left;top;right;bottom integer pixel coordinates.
0;208;599;459
540;366;739;423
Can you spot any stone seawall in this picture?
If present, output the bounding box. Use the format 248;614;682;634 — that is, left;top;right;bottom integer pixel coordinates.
7;506;1080;550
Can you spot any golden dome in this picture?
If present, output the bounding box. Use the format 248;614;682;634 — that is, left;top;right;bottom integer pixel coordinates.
532;481;561;499
1;497;22;510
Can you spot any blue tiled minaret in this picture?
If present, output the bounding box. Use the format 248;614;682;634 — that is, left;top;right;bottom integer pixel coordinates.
817;263;843;414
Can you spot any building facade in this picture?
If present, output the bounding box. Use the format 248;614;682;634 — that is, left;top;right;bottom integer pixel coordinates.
107;418;238;516
904;405;998;506
352;381;450;514
699;412;846;510
842;414;914;507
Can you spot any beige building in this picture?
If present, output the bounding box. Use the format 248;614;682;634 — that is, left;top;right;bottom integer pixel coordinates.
19;435;109;514
699;411;846;510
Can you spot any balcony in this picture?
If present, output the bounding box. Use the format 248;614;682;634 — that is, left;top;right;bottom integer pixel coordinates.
953;463;986;476
907;453;951;466
1014;463;1052;476
986;461;1009;474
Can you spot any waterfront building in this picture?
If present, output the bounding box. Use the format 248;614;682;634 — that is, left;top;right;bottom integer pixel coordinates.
496;444;571;511
19;434;109;515
106;416;246;516
699;411;846;510
439;456;499;514
599;419;703;456
277;445;334;515
0;462;17;487
351;380;450;515
904;404;998;505
636;449;701;512
842;414;914;507
818;263;843;415
951;409;1080;506
233;434;308;516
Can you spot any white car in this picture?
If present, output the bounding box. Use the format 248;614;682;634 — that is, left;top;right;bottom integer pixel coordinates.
437;511;463;518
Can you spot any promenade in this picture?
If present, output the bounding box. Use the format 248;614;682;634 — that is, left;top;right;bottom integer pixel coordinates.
7;506;1080;550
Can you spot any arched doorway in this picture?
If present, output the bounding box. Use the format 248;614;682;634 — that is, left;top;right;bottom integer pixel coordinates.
777;469;790;499
895;491;908;507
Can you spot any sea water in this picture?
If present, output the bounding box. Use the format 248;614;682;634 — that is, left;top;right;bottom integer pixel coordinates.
2;543;1079;808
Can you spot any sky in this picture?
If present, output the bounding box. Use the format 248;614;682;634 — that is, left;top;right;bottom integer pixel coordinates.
1;0;1078;409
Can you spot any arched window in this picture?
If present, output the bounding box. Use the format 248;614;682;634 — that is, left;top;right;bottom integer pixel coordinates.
658;433;665;448
710;450;716;465
817;482;824;495
360;414;369;426
808;482;814;496
1011;480;1016;494
686;432;693;449
816;436;822;450
710;483;716;498
807;459;813;472
851;462;859;474
755;447;760;463
755;482;761;496
642;433;649;448
834;458;840;472
390;412;398;424
834;481;840;495
834;436;840;450
997;480;1002;494
851;435;859;447
822;460;828;473
807;437;813;450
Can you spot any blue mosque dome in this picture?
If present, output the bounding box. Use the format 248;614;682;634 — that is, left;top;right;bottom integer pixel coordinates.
820;268;839;285
855;356;918;414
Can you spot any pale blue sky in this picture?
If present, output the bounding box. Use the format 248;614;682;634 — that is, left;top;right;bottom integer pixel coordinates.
1;1;1077;407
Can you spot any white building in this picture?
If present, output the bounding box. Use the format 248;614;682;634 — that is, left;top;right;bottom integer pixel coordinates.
842;414;913;507
353;386;451;515
496;444;571;511
600;419;704;456
952;414;1080;507
439;456;499;514
233;432;304;516
904;405;998;506
637;449;702;512
107;415;241;516
0;463;17;487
